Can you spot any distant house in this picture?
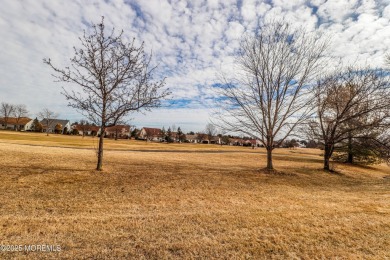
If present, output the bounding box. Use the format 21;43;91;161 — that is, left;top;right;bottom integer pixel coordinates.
0;117;33;131
168;131;178;142
71;124;99;136
185;134;199;143
228;138;262;147
138;127;163;141
40;118;71;134
229;138;245;146
243;139;261;147
209;136;221;144
104;125;131;139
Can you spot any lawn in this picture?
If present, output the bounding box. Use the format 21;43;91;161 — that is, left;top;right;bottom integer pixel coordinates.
0;131;389;259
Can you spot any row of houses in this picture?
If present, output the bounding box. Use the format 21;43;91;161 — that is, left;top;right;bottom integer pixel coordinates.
0;117;262;146
0;117;72;133
0;117;124;136
138;127;262;146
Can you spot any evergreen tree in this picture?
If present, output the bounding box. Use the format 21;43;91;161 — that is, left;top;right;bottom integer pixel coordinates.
166;127;172;143
161;127;166;141
177;127;184;142
31;117;43;132
130;128;138;138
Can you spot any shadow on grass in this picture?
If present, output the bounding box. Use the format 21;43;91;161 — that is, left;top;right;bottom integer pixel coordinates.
256;168;297;176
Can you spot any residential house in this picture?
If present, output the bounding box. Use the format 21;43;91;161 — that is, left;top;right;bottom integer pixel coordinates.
104;125;131;139
243;139;262;147
71;124;99;136
228;138;261;146
40;118;71;134
229;138;245;146
185;134;198;143
0;117;33;131
138;127;163;141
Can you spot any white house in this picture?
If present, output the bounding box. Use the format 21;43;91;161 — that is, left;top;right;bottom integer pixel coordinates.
0;117;33;131
40;118;71;134
138;127;163;141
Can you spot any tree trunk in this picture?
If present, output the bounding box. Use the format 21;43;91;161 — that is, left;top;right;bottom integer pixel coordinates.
324;144;332;171
96;126;105;171
324;153;330;171
46;120;49;136
347;134;353;164
266;147;273;170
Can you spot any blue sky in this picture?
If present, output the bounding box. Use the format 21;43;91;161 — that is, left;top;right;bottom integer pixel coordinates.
0;0;389;132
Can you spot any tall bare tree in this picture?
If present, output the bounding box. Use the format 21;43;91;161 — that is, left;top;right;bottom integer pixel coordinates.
0;102;15;129
214;21;328;170
38;108;59;136
308;66;390;171
13;104;29;131
44;17;168;170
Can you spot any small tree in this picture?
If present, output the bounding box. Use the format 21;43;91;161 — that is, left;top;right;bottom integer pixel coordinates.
13;104;29;131
205;123;217;143
31;118;43;132
130;128;139;139
44;17;169;170
177;127;185;142
161;127;166;141
38;108;58;136
0;102;15;129
166;127;173;143
55;123;63;134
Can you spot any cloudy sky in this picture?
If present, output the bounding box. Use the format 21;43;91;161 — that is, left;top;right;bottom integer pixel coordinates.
1;0;389;132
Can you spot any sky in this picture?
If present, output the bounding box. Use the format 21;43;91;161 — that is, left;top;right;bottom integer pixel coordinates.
0;0;389;132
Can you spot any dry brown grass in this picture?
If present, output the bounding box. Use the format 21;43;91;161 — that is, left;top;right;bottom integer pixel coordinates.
0;131;389;259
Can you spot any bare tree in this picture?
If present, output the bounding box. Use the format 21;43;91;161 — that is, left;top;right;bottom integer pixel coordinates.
0;102;15;129
214;21;328;170
205;123;217;143
13;104;29;131
43;17;168;170
308;66;390;171
38;108;59;136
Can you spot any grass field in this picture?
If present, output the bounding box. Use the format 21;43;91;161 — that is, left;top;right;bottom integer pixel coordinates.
0;131;389;259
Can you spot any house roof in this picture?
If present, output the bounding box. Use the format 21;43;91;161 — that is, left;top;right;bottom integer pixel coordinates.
229;138;244;143
244;139;257;144
40;119;70;129
72;124;100;132
185;134;197;140
0;117;32;125
142;127;162;136
105;125;130;132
